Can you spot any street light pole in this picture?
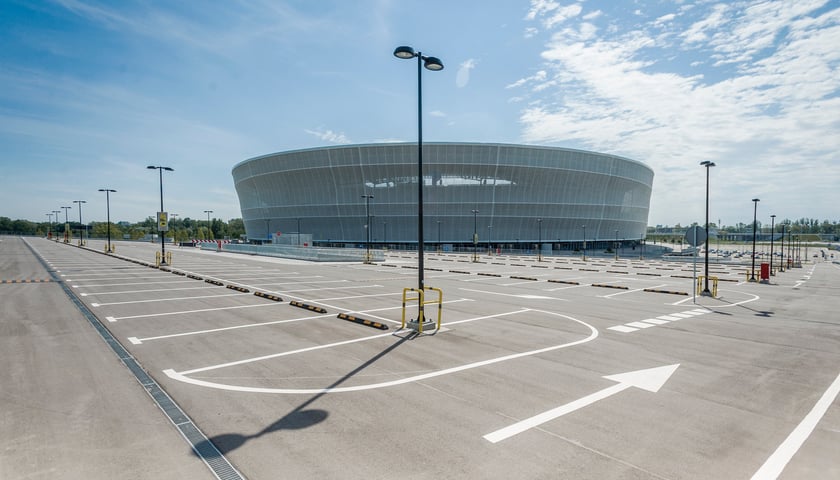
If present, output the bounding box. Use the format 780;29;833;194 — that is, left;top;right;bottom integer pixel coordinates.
471;209;479;262
394;45;443;322
98;189;116;252
537;218;543;261
53;210;61;241
361;194;374;263
204;210;213;241
615;229;619;261
72;201;86;245
582;225;587;261
436;220;441;253
60;206;71;242
46;213;53;238
779;223;785;272
750;198;760;282
700;161;716;295
147;165;174;265
769;214;776;278
297;218;301;246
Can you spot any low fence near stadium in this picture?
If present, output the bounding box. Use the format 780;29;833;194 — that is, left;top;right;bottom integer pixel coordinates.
209;242;385;262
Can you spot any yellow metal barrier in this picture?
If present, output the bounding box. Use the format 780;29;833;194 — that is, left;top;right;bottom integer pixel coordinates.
165;251;172;265
155;251;161;267
696;275;719;297
401;287;443;333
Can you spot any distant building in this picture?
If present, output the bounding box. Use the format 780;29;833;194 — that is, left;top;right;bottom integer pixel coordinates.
232;143;654;248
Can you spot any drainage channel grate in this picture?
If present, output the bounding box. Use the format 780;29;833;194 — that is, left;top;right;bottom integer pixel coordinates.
24;238;245;480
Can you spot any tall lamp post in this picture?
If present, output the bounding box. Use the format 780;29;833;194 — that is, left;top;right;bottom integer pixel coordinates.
582;225;587;261
537;218;543;261
750;198;760;282
700;160;716;295
204;210;213;241
361;194;374;263
53;210;61;241
436;220;441;253
72;201;86;245
61;206;71;242
98;189;116;252
394;45;443;321
46;213;53;238
769;214;776;277
614;229;619;261
779;223;785;272
471;209;479;262
147;165;174;265
297;218;302;246
170;213;179;243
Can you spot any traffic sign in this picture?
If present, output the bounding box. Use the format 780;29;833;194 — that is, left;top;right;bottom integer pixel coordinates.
685;226;707;246
157;211;169;232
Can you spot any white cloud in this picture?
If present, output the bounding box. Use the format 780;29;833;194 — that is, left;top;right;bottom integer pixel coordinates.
526;0;560;21
681;3;730;43
545;4;583;29
506;70;548;89
525;0;582;29
456;59;477;88
655;13;676;25
582;10;603;21
429;110;447;117
304;128;351;144
515;1;840;224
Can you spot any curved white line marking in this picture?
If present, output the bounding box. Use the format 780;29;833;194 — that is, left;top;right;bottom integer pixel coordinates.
670;290;759;307
164;311;598;394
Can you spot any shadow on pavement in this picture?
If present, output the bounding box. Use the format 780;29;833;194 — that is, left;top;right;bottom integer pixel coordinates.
193;330;417;458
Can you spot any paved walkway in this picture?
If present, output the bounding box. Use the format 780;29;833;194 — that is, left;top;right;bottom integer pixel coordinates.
0;236;212;480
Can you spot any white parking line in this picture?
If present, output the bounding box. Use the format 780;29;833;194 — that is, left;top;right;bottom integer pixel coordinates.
108;302;284;322
129;313;333;344
72;279;198;288
752;372;840;479
602;283;667;298
91;292;251;307
164;310;599;394
607;325;638;333
79;285;226;296
459;287;567;301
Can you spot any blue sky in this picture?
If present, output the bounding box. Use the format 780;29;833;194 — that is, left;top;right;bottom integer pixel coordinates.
1;0;838;228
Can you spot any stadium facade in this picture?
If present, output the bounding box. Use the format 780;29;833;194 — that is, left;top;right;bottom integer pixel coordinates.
232;143;653;249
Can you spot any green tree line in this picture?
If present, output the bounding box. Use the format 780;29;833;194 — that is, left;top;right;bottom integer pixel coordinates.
0;216;246;241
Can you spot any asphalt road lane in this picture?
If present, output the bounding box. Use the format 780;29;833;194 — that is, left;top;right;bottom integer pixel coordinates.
4;236;839;479
0;237;212;480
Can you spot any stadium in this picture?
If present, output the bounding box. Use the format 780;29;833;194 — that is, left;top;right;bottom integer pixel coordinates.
231;143;654;251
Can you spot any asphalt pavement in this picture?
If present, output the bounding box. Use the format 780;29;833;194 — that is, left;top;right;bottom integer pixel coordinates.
2;235;838;479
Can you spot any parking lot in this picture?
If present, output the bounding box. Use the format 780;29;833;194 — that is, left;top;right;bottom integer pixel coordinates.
3;236;839;479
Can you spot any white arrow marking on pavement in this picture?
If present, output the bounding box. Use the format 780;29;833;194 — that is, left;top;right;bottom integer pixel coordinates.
483;364;680;443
